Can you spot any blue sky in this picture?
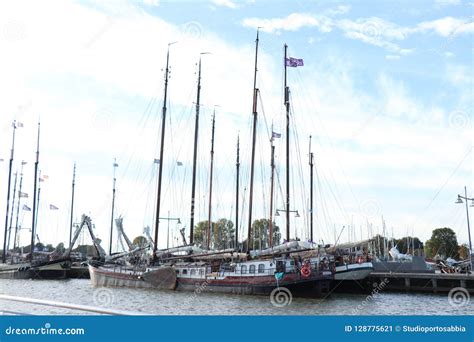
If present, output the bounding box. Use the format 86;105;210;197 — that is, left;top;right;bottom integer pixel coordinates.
0;0;472;252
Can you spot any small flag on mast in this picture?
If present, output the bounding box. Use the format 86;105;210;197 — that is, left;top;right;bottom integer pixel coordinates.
154;159;160;164
49;204;59;210
19;191;28;198
22;204;31;211
177;161;183;166
272;131;281;139
285;57;304;67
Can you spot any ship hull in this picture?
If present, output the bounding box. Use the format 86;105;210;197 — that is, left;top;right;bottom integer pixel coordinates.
89;264;176;290
334;262;374;281
0;259;70;280
89;264;332;298
176;274;331;297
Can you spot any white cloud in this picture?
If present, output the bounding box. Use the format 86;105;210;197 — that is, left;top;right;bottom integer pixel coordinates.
211;0;238;9
242;13;322;33
242;13;472;55
417;16;474;37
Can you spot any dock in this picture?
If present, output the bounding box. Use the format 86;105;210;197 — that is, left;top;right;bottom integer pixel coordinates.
368;272;474;294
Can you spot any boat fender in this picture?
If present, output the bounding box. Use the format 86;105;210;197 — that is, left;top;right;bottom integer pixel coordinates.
300;265;311;278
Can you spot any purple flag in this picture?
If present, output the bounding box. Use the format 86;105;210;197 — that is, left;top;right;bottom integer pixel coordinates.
285;57;304;67
49;204;59;210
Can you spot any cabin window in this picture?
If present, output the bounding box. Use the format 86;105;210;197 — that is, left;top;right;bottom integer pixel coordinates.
199;269;204;276
249;265;256;274
176;270;180;275
258;264;265;273
183;269;187;275
241;265;247;274
190;269;196;276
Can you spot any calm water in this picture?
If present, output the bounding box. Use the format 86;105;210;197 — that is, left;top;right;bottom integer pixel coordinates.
0;279;472;315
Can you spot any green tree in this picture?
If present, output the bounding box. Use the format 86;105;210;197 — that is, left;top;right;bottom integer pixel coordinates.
249;218;281;250
193;220;208;248
194;219;235;250
424;228;459;259
395;236;423;254
132;236;148;248
212;218;235;250
458;244;470;260
55;242;66;254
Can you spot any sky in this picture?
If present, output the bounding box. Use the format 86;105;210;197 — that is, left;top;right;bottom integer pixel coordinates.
0;0;472;253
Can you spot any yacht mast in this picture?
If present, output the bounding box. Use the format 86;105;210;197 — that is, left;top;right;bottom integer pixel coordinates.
153;42;175;262
284;44;290;242
190;52;208;245
29;122;40;260
2;121;17;263
247;29;260;252
309;135;314;242
69;163;76;248
235;135;240;249
269;128;275;248
207;109;216;249
6;172;18;252
109;159;117;255
13;161;25;251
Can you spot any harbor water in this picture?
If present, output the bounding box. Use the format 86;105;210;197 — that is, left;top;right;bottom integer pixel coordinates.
0;279;472;315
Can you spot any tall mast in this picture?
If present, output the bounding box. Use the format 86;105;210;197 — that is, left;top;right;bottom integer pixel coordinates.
29;122;40;261
284;44;290;242
269;128;275;248
153;42;175;262
309;135;314;242
190;52;208;245
109;159;117;255
69;163;76;249
2;121;17;263
235;135;240;249
207;109;216;250
13;161;25;251
6;172;18;252
247;29;260;252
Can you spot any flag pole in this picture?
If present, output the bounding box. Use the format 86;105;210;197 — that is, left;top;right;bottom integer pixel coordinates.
2;121;17;263
13;161;25;252
29;122;40;261
284;43;290;243
247;28;260;253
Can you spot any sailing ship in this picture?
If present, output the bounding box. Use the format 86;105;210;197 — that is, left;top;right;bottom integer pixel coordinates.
89;32;334;297
0;122;71;280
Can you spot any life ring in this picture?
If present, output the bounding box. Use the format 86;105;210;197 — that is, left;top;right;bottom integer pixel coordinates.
300;265;311;278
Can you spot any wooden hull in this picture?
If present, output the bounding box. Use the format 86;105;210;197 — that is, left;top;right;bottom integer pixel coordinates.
89;264;332;298
176;273;332;297
0;259;70;280
66;265;90;279
89;265;176;290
